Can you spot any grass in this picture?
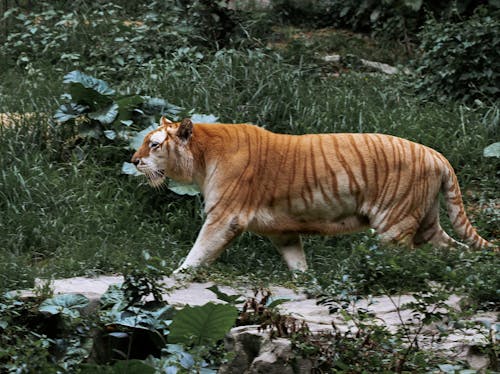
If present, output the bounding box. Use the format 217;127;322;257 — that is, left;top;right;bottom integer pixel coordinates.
0;118;201;289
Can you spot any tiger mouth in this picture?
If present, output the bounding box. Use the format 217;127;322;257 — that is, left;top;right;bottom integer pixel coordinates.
145;169;166;187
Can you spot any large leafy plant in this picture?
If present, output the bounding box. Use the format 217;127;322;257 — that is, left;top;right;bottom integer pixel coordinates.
92;265;238;372
0;292;92;372
54;70;181;146
1;251;239;372
55;71;213;196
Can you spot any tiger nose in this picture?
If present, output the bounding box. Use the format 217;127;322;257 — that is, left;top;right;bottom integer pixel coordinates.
131;156;141;166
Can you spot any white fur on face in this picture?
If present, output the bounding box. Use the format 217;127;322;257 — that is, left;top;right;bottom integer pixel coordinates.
150;129;167;145
136;129;169;188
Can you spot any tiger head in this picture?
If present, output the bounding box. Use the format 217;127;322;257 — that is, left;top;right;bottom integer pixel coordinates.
131;117;194;187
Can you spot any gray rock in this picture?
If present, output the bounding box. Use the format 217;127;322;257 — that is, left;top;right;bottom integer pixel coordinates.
220;325;311;374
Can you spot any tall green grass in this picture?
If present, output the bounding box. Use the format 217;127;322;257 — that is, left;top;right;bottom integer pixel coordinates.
0;119;202;291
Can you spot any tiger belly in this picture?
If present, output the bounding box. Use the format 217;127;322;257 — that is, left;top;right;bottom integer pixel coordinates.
247;187;367;236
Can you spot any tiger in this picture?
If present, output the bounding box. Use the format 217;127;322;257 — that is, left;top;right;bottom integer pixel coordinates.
131;117;493;274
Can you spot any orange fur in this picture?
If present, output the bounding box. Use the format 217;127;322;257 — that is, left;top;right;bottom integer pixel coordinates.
131;117;492;273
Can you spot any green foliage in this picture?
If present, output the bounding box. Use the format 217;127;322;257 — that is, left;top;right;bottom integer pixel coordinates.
0;1;267;79
206;285;244;305
80;359;156;374
0;3;183;75
54;70;180;146
450;251;500;308
270;0;499;40
39;293;89;318
0;259;237;372
168;303;238;346
309;241;500;308
55;70;215;197
414;8;500;104
0;292;92;372
89;257;234;370
120;252;170;306
296;285;458;372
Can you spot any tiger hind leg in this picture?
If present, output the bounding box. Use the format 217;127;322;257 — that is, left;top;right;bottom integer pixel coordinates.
413;199;469;249
268;234;307;272
373;215;419;249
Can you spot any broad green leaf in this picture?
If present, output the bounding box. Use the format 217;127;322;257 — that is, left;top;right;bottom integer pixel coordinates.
142;96;183;117
168;180;200;196
164;344;195;369
68;82;113;110
63;70;115;96
54;103;88;123
88;102;119;125
483;142;500;158
110;313;156;330
100;284;126;309
206;285;243;304
104;130;117;140
79;122;103;139
141;303;176;323
266;297;291;309
190;113;218;123
168;302;238;346
106;304;173;331
129;124;158;150
39;294;89;318
63;71;115;111
121;162;143;176
114;95;144;124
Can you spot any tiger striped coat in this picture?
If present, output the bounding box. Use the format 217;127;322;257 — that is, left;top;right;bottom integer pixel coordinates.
131;117;492;273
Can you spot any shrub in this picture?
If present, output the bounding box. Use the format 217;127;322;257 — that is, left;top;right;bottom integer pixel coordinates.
0;2;218;80
0;1;269;80
270;0;500;56
413;8;500;104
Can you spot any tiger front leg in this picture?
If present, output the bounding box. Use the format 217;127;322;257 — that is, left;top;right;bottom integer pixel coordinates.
173;215;243;275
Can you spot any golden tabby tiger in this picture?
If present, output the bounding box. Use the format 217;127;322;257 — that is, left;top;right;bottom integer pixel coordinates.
131;117;492;273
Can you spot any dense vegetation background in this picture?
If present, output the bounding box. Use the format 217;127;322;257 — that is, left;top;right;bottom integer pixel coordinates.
0;0;498;372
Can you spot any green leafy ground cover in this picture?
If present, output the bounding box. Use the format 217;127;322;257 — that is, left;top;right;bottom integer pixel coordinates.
0;1;499;372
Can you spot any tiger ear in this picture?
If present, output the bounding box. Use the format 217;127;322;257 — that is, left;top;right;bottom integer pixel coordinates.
176;118;193;142
160;116;173;126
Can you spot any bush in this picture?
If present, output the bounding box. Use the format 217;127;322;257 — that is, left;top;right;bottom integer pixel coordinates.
413;8;500;104
0;1;266;79
272;1;494;31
